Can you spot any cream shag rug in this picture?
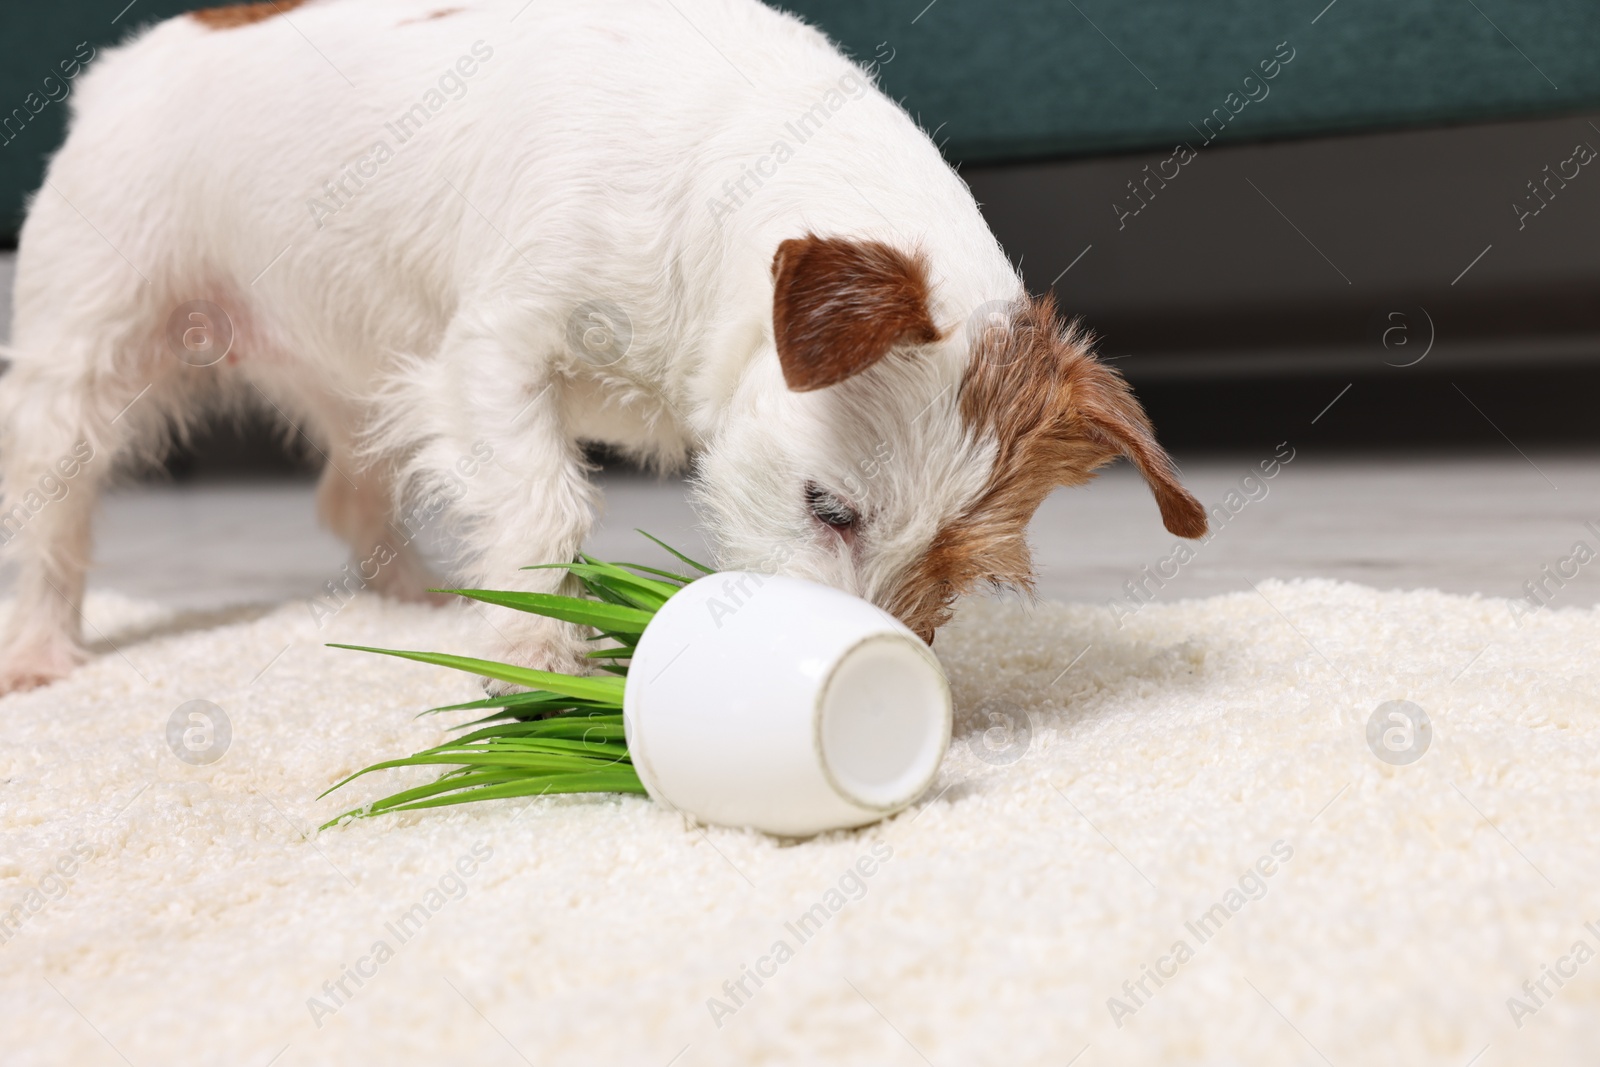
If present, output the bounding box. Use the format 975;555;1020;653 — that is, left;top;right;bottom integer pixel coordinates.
2;581;1597;1067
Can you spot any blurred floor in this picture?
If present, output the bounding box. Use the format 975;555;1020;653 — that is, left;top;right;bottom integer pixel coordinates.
53;456;1600;615
1031;453;1600;609
2;250;1596;615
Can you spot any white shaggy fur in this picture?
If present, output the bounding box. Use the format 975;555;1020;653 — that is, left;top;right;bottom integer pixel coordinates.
0;0;1029;691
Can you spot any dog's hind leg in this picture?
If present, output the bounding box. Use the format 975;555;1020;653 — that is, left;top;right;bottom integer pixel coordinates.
313;445;443;606
0;182;192;693
0;338;171;694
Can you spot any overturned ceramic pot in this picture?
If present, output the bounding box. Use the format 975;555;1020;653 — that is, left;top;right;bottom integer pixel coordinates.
623;572;951;837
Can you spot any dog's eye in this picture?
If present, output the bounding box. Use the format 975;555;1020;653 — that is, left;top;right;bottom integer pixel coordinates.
805;483;859;530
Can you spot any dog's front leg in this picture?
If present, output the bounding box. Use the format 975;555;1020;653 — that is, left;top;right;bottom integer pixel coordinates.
406;331;602;686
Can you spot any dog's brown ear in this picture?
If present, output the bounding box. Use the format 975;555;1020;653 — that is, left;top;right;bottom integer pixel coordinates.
1073;360;1208;539
771;234;942;391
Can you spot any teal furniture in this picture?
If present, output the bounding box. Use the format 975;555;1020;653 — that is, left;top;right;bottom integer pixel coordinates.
784;0;1600;161
3;1;1599;237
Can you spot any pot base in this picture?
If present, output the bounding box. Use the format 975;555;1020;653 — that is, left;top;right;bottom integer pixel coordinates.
817;633;950;812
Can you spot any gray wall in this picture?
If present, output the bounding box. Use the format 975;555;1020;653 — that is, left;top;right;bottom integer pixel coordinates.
968;111;1600;377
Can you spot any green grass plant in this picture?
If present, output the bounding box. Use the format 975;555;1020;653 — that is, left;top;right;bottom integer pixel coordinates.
319;534;711;827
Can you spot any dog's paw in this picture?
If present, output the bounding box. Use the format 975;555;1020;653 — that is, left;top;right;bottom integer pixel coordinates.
481;628;590;696
0;639;87;696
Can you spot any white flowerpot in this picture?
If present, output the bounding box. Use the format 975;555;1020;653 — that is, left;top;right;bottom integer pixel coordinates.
623;572;951;837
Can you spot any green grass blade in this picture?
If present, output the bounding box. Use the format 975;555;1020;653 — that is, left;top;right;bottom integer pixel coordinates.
349;769;648;820
520;564;640;608
562;568;668;611
320;767;647;827
609;561;696;585
363;749;626;770
449;735;631;759
635;530;713;574
319;747;626;799
578;556;683;598
523;560;679;609
327;644;626;704
421;690;607;716
330;770;536;819
585;630;641;649
433;704;605;731
437;588;654;633
452;720;625;746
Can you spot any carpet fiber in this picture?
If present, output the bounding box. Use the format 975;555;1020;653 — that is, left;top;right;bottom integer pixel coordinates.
2;580;1597;1066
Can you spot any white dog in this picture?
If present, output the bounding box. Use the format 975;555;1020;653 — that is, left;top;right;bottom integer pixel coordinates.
0;0;1205;693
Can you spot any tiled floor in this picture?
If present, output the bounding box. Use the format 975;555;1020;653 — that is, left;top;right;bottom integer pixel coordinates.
4;251;1597;614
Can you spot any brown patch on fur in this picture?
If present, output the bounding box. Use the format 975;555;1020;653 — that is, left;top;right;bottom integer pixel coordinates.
771;234;941;392
399;7;464;25
889;294;1206;640
192;0;309;29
